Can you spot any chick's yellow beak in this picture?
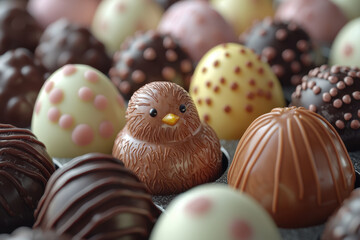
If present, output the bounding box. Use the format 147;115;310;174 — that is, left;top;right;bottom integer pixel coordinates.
162;113;180;126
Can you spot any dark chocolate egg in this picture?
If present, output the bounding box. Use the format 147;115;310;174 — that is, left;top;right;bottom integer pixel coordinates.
0;48;47;128
243;18;315;89
322;188;360;240
228;107;355;228
291;65;360;151
34;153;161;240
0;6;42;54
0;124;54;233
35;19;111;74
109;30;194;100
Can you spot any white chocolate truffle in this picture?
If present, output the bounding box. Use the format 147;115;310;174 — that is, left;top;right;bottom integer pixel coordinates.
31;64;126;158
150;184;281;240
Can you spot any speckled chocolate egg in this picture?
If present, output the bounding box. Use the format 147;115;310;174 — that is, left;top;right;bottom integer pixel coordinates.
28;0;101;28
109;30;194;100
243;18;316;90
150;184;281;240
228;107;355;228
291;65;360;151
189;43;285;140
92;0;163;55
157;0;238;62
0;48;47;128
329;18;360;68
31;64;126;158
35;19;111;74
275;0;348;44
210;0;275;36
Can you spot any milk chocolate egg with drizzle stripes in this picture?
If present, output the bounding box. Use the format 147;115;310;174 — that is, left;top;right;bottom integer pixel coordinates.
228;107;355;228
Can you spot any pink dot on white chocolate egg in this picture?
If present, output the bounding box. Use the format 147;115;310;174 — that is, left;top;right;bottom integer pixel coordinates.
72;124;94;146
185;196;212;216
49;88;64;104
59;114;74;129
94;95;108;111
343;43;354;57
78;87;94;101
44;81;54;93
62;64;77;76
99;121;114;138
35;101;41;115
48;107;60;122
230;219;253;240
84;70;99;83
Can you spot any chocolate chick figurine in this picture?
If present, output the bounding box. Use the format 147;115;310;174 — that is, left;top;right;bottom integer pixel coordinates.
113;81;222;195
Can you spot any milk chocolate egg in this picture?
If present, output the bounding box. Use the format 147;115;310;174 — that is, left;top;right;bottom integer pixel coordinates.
150;184;281;240
189;43;285;140
291;65;360;151
157;0;238;62
228;107;355;228
109;30;194;100
210;0;274;35
92;0;163;55
31;64;126;158
329;18;360;68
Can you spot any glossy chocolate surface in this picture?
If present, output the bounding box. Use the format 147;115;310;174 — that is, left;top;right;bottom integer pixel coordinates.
228;107;355;228
109;30;194;100
0;48;47;128
291;65;360;151
35;19;111;74
0;124;54;233
243;18;315;88
113;82;222;195
0;6;42;54
34;153;161;240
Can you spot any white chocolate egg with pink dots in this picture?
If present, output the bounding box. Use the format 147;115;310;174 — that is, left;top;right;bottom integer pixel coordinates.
31;64;126;158
149;184;281;240
189;43;285;140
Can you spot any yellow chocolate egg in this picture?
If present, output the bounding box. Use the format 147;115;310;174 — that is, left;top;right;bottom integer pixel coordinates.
189;43;285;140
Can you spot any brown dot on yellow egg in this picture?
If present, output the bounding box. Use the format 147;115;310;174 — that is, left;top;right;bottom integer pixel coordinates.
202;67;207;74
230;82;239;90
224;105;232;113
213;86;220;93
246;92;255;100
203;114;210;122
234;66;241;74
248;79;256;86
245;104;253;113
219;77;226;84
197;99;202;105
205;98;212;106
246;61;253;68
206;81;212;88
213;60;220;67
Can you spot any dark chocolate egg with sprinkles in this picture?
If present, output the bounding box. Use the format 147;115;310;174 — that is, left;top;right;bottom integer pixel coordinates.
291;65;360;151
242;18;316;90
33;153;161;240
109;30;194;100
35;19;111;75
322;188;360;240
0;48;47;128
0;124;54;233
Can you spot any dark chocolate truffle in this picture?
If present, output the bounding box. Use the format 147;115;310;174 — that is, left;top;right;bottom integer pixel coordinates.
291;65;360;151
0;48;47;128
322;188;360;240
228;107;355;228
109;30;194;100
35;19;111;74
243;18;315;89
0;124;55;233
34;153;161;240
0;6;42;54
0;227;71;240
113;82;222;195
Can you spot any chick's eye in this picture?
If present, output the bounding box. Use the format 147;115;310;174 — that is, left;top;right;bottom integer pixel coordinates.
149;108;157;117
179;104;186;113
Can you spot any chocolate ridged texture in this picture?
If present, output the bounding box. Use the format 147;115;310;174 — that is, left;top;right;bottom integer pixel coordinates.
35;19;111;75
0;6;42;55
113;82;222;195
227;107;355;228
0;124;55;233
291;65;360;151
322;188;360;240
0;48;47;128
34;153;161;240
243;18;315;89
0;227;72;240
109;30;194;100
